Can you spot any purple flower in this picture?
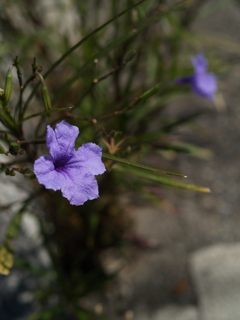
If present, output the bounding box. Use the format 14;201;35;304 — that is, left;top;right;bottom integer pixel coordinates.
176;53;217;100
34;120;106;205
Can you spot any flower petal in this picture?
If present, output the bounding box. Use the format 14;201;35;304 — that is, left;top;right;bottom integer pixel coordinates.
46;126;61;160
193;73;217;100
46;120;79;160
175;76;193;84
55;120;79;152
34;156;62;191
59;167;99;205
65;142;106;176
191;53;208;74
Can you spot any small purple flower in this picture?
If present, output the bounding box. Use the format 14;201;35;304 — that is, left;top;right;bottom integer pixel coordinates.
176;53;217;100
34;120;106;205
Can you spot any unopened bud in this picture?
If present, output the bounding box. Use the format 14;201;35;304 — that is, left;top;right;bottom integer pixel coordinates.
18;149;25;155
13;56;19;65
4;66;13;103
38;66;43;73
21;166;30;174
41;85;52;116
9;142;19;156
125;50;137;62
10;169;16;176
5;167;16;176
32;57;38;73
25;172;36;179
139;84;160;102
4;132;11;141
0;144;5;154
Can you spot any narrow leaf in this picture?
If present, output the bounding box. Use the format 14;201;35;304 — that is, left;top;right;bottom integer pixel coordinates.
114;165;210;193
102;152;186;178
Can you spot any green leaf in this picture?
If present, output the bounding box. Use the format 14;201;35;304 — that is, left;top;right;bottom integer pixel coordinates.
0;242;14;275
102;152;186;178
114;164;210;193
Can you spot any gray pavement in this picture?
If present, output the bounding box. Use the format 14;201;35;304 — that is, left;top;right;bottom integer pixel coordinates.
190;244;240;320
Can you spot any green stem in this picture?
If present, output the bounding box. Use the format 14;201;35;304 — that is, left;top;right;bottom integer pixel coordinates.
22;0;147;115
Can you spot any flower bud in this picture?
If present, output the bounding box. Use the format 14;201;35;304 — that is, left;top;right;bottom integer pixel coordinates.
18;149;25;155
41;85;52;116
21;166;30;174
25;172;36;179
139;84;160;102
5;167;16;176
10;169;16;176
4;132;11;141
9;142;19;156
4;67;13;103
32;57;38;73
13;56;19;65
0;144;5;154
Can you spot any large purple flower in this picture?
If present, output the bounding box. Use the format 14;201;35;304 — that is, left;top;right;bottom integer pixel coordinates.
176;53;217;100
34;121;106;205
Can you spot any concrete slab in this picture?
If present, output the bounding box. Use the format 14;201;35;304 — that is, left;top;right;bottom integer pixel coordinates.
152;305;198;320
190;243;240;320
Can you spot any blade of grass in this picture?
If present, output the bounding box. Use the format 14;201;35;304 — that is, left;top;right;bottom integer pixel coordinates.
102;152;186;178
114;164;210;193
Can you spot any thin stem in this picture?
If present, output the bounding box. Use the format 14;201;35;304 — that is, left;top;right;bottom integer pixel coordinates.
14;139;46;145
22;0;147;112
95;95;141;121
22;106;73;122
16;74;38;121
75;58;131;106
65;113;110;137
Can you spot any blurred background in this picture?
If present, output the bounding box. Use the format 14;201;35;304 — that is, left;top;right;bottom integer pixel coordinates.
0;0;240;319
